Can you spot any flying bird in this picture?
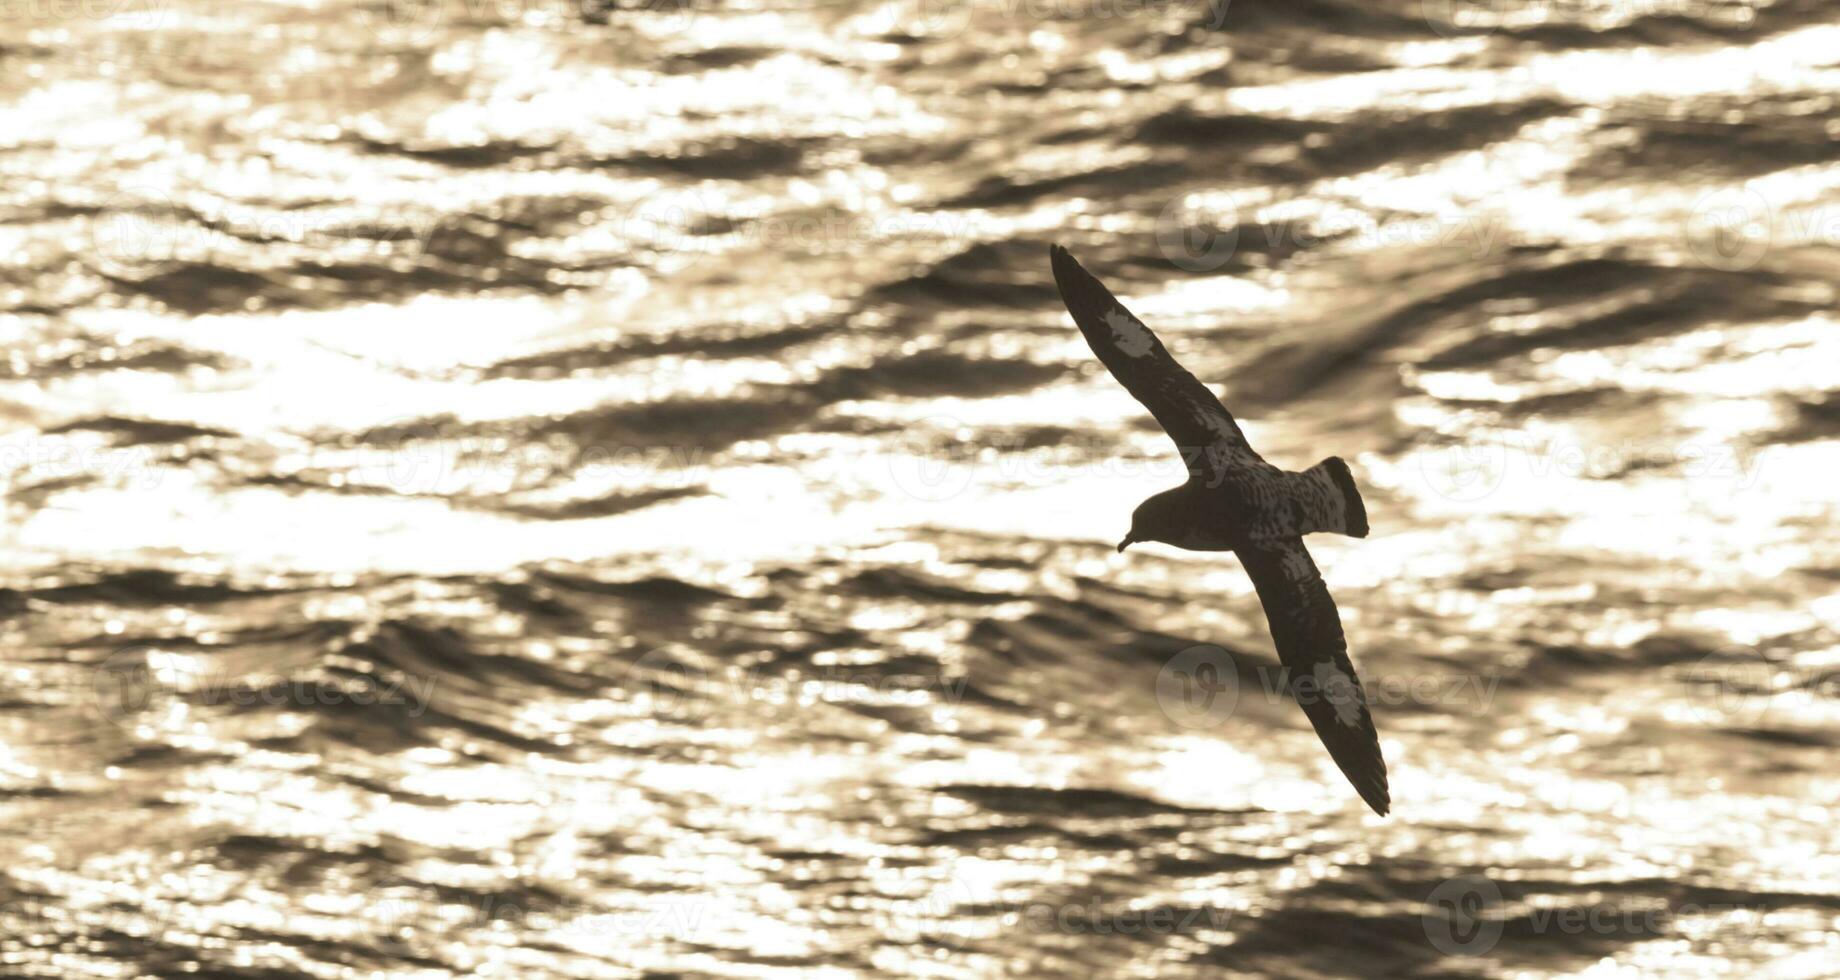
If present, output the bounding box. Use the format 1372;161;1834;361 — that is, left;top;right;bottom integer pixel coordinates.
1049;244;1389;816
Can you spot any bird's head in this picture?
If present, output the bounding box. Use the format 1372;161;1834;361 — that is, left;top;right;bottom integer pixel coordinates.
1117;488;1189;553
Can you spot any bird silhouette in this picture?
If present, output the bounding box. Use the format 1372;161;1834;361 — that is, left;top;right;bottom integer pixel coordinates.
1051;244;1389;816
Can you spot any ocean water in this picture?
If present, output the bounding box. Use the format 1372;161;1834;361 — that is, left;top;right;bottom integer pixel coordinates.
4;0;1840;976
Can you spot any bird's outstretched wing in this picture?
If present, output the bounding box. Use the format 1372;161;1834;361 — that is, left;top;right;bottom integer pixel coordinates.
1050;245;1264;478
1237;538;1390;815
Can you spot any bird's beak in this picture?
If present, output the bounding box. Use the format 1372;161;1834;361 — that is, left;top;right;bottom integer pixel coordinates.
1116;535;1135;553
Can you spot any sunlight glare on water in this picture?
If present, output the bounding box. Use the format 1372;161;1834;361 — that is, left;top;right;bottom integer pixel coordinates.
3;0;1840;976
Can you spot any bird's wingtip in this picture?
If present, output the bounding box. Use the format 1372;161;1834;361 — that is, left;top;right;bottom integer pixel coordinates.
1048;243;1088;292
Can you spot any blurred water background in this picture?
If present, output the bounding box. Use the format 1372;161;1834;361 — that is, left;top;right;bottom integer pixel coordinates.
4;0;1840;975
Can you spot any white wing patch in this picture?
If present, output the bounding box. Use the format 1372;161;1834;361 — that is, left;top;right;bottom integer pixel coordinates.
1312;662;1365;728
1103;308;1155;358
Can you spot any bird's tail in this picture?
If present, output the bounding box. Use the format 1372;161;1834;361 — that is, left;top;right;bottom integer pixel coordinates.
1294;456;1369;538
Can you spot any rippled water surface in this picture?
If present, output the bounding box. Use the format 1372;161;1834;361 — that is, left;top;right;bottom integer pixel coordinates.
5;0;1840;976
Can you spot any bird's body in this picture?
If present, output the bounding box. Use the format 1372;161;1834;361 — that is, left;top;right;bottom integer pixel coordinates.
1121;457;1368;553
1050;244;1391;816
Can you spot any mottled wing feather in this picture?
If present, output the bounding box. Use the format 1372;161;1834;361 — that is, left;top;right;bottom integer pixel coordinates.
1223;469;1311;543
1237;539;1390;815
1050;245;1264;477
1281;467;1355;537
1240;463;1369;543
